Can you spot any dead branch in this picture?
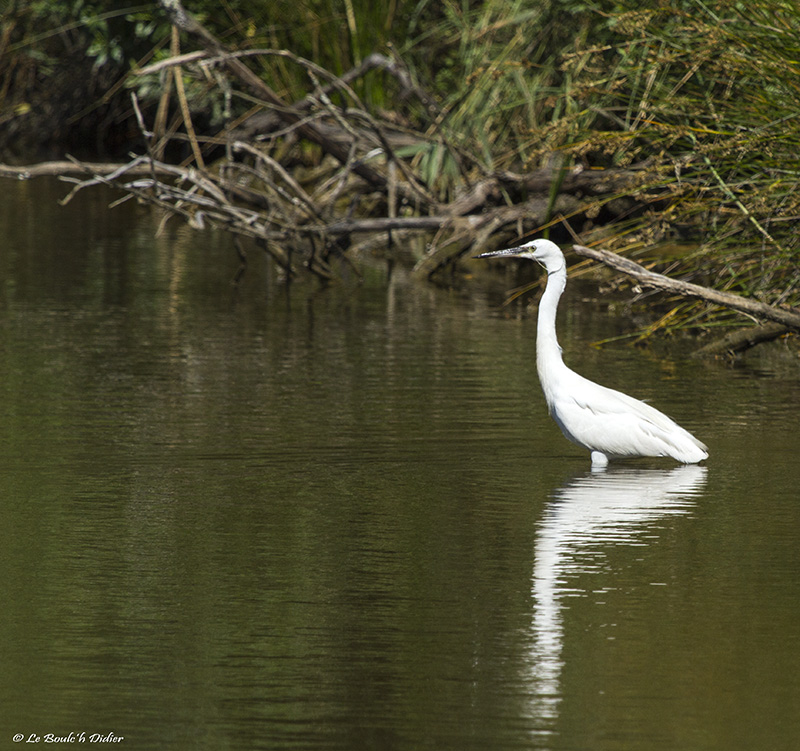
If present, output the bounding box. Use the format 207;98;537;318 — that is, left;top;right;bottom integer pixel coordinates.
0;160;175;179
2;4;655;286
59;155;297;270
693;322;790;358
573;244;800;331
139;50;440;125
169;25;204;168
316;216;459;234
157;0;413;205
232;140;322;219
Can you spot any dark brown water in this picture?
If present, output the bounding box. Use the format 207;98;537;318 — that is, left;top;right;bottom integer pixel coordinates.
2;179;799;750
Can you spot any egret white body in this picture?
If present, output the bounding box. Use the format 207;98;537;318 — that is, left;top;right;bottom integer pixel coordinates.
478;239;708;467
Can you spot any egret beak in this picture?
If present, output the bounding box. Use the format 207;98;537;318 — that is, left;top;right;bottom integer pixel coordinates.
474;246;525;259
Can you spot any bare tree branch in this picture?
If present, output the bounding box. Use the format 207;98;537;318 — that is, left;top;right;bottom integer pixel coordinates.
156;0;410;204
0;160;174;179
572;244;800;331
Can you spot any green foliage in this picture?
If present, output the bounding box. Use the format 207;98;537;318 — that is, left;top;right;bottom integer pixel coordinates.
400;0;799;309
3;0;797;313
396;141;463;200
563;1;800;305
401;0;598;169
15;1;134;67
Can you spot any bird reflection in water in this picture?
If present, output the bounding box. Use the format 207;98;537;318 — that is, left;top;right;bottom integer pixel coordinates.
525;465;707;735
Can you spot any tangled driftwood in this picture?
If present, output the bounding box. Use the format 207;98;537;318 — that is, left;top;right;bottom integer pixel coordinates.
19;0;645;281
2;0;796;355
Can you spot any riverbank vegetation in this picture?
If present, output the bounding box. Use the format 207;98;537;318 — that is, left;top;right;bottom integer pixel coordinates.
2;0;798;347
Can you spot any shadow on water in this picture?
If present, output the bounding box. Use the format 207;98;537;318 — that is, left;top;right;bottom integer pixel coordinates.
525;465;708;741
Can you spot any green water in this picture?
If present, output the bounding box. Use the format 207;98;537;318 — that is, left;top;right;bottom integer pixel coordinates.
1;179;799;750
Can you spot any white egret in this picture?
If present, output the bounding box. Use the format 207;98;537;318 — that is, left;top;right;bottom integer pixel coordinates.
477;239;708;467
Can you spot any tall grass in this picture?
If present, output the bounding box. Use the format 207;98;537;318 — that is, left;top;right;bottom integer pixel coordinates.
404;0;800;312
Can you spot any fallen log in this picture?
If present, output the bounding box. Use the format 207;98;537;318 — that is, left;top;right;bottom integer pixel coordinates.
317;216;463;234
414;195;582;279
692;322;790;358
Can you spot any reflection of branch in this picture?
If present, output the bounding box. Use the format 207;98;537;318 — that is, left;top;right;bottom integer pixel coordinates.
60;155;296;272
573;244;800;331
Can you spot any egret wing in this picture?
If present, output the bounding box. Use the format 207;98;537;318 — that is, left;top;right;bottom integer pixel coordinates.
549;373;707;460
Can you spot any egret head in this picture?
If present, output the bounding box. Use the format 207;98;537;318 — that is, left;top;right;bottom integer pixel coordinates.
476;238;565;274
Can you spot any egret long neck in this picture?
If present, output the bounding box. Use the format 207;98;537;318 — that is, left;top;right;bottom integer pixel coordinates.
536;266;568;389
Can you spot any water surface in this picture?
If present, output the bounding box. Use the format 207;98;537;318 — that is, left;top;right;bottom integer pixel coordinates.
1;179;799;750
